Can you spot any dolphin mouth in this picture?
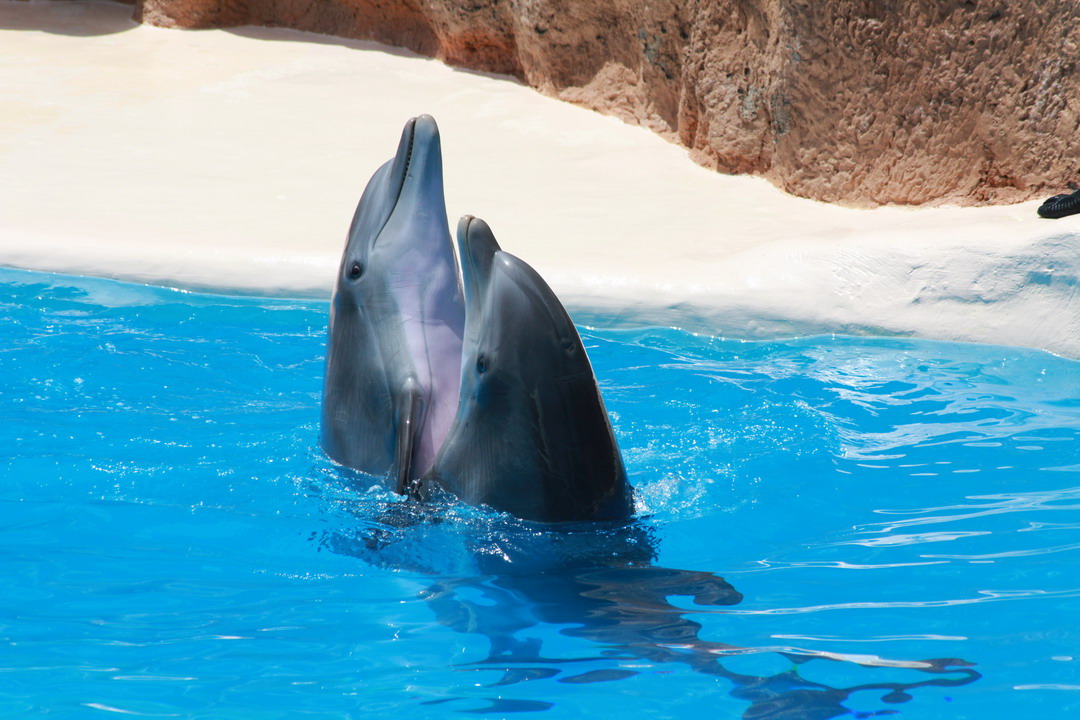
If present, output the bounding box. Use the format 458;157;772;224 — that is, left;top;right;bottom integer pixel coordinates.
457;215;501;298
378;114;443;234
388;116;418;208
366;115;435;249
459;215;478;284
400;117;418;181
396;114;442;198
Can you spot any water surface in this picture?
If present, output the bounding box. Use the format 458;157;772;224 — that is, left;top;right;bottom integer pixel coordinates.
3;269;1079;719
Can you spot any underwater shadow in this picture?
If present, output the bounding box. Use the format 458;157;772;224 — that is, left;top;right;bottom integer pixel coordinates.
325;500;981;719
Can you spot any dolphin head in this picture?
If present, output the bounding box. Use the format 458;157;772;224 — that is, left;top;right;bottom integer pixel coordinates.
456;217;585;413
334;115;450;305
322;116;464;483
423;217;632;523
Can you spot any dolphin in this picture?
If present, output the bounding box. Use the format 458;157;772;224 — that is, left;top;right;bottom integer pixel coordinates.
413;216;634;523
321;115;465;492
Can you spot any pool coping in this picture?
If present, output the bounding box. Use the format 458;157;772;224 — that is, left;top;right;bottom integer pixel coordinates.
4;0;1080;357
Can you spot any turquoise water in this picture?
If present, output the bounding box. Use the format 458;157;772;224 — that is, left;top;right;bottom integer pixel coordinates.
3;267;1079;719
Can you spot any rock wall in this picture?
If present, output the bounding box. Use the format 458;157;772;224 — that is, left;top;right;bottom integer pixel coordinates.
132;0;1080;207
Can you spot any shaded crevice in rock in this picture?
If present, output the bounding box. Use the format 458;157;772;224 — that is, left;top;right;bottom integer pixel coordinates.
130;0;1080;207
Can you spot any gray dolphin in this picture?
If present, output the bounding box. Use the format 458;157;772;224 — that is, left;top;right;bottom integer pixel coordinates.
414;216;634;523
321;115;465;492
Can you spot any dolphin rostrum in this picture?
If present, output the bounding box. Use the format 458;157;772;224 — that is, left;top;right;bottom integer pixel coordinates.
321;115;465;492
413;216;634;523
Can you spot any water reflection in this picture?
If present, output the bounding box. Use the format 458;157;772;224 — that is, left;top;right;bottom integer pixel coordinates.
325;500;980;719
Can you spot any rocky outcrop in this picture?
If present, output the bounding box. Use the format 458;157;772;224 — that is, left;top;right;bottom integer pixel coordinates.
132;0;1080;207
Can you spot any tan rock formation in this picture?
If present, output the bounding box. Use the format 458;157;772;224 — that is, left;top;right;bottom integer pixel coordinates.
131;0;1080;207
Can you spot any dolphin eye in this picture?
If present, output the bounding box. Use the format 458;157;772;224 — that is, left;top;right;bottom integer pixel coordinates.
476;354;488;374
349;262;363;279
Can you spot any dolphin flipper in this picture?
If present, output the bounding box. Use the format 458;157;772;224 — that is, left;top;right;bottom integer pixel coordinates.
392;377;424;494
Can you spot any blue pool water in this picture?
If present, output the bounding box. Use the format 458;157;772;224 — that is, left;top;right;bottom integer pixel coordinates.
3;267;1080;719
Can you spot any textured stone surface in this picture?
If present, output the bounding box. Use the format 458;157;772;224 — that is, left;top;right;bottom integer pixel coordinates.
131;0;1079;206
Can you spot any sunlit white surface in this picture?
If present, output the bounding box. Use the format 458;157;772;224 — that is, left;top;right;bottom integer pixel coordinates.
2;0;1079;354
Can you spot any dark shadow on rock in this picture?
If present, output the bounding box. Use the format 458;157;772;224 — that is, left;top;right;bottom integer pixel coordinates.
222;25;525;84
223;24;427;58
0;0;138;36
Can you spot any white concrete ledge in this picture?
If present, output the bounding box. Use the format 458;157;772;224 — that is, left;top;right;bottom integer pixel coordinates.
3;0;1079;356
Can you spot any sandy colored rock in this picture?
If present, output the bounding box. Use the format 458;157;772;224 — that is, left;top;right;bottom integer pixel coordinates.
127;0;1080;207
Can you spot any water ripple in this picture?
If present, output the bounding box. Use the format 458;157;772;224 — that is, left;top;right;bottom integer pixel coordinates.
725;588;1080;616
6;272;1080;717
